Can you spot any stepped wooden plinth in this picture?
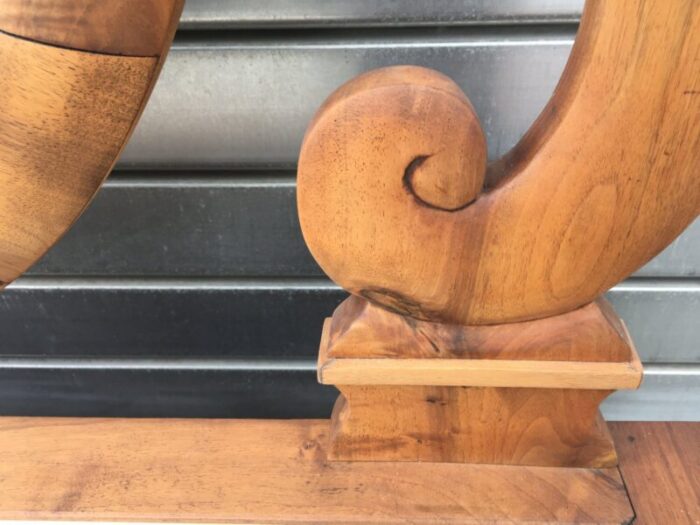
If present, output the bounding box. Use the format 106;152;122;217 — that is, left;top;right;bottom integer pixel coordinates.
318;296;643;467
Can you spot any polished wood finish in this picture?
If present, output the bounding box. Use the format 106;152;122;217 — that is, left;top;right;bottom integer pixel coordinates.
318;305;644;389
612;422;700;525
297;0;700;325
1;418;696;524
0;2;183;288
0;33;155;287
328;295;632;362
320;357;643;389
319;308;639;466
329;386;618;467
0;417;635;524
0;0;182;56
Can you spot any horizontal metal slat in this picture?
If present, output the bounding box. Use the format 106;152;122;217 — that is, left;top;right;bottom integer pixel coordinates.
0;364;336;418
634;224;700;277
603;366;700;422
29;177;320;277
29;178;698;278
0;282;342;359
1;280;698;363
119;29;575;168
607;281;700;363
179;0;583;29
0;362;694;421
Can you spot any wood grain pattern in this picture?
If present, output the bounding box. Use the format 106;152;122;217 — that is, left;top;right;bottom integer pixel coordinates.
319;300;640;466
0;0;183;56
612;422;700;525
297;0;700;325
329;385;618;467
328;295;632;361
318;316;643;390
0;34;155;286
0;417;635;524
320;356;643;389
0;2;182;287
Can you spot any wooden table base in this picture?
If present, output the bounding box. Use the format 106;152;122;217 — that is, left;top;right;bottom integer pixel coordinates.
0;417;634;524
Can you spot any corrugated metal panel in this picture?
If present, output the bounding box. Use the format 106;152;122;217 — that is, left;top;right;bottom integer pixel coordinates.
119;29;574;168
606;281;700;363
633;225;699;277
2;279;698;364
0;281;340;358
179;0;583;29
3;1;697;422
0;359;693;421
29;176;319;277
603;366;700;422
0;362;335;418
29;177;699;278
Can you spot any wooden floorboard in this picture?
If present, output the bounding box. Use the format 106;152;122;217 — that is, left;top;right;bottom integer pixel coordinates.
611;422;700;525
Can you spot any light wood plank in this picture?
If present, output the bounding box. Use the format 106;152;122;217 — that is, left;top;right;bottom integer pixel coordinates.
320;356;643;389
0;417;634;524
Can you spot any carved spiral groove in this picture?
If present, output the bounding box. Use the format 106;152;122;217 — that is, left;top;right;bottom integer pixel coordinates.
298;66;488;320
298;1;700;325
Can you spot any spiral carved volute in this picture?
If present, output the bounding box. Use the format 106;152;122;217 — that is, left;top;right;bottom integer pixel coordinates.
298;1;700;325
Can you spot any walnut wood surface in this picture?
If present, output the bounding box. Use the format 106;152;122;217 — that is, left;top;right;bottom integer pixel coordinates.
320;299;640;466
0;0;182;56
0;35;154;286
0;417;635;524
318;319;643;390
0;2;182;287
612;422;700;525
328;295;631;361
297;0;700;325
329;386;618;467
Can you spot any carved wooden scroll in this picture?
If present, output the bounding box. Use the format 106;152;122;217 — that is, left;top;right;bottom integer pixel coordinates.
299;0;698;468
298;0;699;326
0;0;183;288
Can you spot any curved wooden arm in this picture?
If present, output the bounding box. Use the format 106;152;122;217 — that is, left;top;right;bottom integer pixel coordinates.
298;0;700;325
0;1;179;56
0;1;183;287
